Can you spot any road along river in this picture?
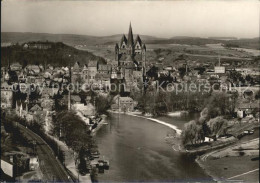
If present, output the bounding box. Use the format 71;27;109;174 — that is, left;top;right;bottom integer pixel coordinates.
95;113;212;182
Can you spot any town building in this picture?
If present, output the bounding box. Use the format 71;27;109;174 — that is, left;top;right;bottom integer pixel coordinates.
82;64;89;81
10;62;22;72
72;103;95;117
23;42;52;50
1;82;13;109
71;62;82;83
88;60;98;83
111;95;136;112
26;65;41;75
236;102;259;118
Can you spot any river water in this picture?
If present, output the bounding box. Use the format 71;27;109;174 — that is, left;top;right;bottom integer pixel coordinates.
95;113;211;182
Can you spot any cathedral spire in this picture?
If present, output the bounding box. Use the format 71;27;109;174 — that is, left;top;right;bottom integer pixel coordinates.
127;22;134;48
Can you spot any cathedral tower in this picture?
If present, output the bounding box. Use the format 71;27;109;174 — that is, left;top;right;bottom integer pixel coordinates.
127;22;134;56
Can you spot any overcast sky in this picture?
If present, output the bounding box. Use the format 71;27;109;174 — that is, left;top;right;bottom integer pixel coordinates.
1;0;259;38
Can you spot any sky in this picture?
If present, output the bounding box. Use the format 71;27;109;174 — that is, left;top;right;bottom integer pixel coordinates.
1;0;259;38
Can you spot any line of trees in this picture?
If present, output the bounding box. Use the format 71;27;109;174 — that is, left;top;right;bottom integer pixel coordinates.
52;110;96;175
181;92;237;148
130;87;211;116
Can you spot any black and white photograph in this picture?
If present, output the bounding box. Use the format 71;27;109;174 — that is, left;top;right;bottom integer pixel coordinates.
1;0;259;182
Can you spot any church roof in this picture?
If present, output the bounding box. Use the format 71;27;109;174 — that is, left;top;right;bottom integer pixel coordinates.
125;55;136;62
134;35;142;46
127;23;134;47
120;35;127;46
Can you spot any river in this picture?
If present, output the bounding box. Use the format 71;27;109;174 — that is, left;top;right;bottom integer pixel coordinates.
95;113;211;182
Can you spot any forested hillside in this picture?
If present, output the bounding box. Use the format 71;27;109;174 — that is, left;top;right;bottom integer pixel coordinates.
1;41;106;67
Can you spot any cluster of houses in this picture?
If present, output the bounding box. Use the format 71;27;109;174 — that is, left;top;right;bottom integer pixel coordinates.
1;24;260;123
1;151;39;180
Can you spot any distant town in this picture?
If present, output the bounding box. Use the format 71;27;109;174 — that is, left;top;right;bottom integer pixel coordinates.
1;23;259;182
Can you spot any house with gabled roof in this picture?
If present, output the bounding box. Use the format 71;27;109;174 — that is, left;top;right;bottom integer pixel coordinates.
98;64;112;74
88;60;98;83
29;104;42;114
71;61;82;83
1;82;13;109
10;62;22;72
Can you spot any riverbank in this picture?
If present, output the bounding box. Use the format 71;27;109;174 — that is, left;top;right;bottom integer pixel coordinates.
91;116;107;136
101;111;260;182
95;112;211;181
108;110;182;135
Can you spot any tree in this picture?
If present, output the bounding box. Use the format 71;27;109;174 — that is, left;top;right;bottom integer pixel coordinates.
95;95;111;114
181;120;200;146
78;147;87;175
53;111;92;153
207;116;228;139
205;92;234;118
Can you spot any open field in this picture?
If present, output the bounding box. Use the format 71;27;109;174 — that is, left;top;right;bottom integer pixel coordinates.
2;32;259;68
2;32;259;49
76;42;258;68
197;127;259;182
199;156;259;182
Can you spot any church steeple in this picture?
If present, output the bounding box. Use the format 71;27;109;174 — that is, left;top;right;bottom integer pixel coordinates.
127;22;134;48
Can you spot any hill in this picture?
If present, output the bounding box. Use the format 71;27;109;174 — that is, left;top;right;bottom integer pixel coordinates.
208;37;237;40
1;32;259;49
145;37;223;45
226;37;260;50
1;41;106;67
1;32;163;47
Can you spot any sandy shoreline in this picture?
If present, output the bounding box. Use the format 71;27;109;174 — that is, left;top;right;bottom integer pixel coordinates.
108;110;182;135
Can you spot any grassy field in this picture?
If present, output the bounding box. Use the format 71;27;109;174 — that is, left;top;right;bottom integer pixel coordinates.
76;43;258;68
197;127;259;182
200;155;259;182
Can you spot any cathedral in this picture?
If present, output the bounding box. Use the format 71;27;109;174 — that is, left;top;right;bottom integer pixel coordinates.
115;23;146;70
